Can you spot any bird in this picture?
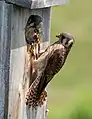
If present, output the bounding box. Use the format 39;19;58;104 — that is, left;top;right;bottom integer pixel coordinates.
25;32;74;108
25;15;42;60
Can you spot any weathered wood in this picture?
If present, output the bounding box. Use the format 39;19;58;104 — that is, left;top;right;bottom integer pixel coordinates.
0;1;68;119
0;1;11;119
5;0;67;9
7;5;51;119
0;2;50;118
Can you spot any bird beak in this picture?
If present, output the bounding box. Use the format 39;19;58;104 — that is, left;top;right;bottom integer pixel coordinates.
56;34;60;38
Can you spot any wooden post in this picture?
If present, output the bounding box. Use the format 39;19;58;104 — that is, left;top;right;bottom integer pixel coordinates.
8;6;51;119
0;0;67;119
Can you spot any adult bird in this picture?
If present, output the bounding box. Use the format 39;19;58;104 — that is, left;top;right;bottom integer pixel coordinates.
25;32;74;108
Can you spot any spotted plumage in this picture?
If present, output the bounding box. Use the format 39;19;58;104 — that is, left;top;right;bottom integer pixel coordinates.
25;32;74;108
25;15;42;59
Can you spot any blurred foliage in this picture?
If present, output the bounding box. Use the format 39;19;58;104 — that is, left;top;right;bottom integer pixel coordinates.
70;105;92;119
48;0;92;119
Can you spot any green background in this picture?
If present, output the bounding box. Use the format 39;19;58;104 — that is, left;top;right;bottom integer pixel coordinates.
48;0;92;119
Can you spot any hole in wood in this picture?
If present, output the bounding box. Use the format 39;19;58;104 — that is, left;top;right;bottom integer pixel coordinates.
25;15;43;86
25;15;43;59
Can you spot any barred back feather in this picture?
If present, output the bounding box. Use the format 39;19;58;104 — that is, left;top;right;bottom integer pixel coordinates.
26;32;74;108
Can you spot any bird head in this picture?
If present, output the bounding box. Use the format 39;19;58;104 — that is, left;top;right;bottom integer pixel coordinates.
26;15;42;28
25;15;43;45
56;32;74;49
